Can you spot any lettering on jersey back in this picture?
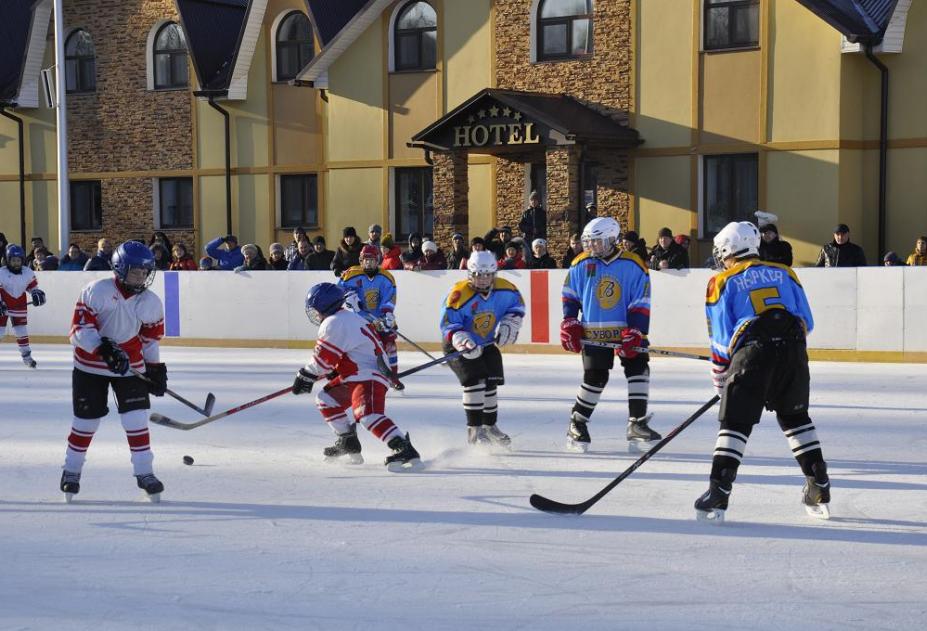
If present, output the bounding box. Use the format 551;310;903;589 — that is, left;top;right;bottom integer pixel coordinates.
595;275;622;310
730;267;785;292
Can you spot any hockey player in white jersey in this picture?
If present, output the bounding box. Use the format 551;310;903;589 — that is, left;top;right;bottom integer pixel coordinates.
293;282;422;472
60;241;168;502
0;244;47;368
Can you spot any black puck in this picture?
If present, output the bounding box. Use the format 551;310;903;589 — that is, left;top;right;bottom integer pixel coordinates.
183;455;194;465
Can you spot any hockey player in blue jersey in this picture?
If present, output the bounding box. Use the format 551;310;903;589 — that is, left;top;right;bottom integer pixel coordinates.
560;217;661;452
339;244;399;375
695;221;830;522
440;250;525;447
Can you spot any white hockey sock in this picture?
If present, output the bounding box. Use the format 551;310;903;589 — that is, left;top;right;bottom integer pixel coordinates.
483;387;498;415
627;374;650;402
573;382;604;421
714;429;749;464
12;325;30;355
121;409;154;475
65;417;101;473
783;422;821;457
463;384;486;412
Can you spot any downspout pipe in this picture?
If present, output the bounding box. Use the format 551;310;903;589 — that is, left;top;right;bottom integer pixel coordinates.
0;104;27;246
199;93;233;236
864;44;888;259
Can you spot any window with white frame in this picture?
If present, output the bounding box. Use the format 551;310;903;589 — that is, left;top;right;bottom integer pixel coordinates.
394;1;437;72
275;11;314;82
537;0;593;61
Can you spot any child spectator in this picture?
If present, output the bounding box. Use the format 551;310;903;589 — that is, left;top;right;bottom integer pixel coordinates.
381;233;403;270
198;256;214;270
498;241;527;270
416;240;447;270
446;232;469;270
169;244;197;270
527;238;557;269
32;247;58;271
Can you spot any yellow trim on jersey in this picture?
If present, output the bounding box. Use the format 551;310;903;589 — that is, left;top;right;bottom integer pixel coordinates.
341;266;396;286
445;279;477;309
706;259;801;305
568;250;648;274
570;251;592;266
619;251;649;274
493;277;519;293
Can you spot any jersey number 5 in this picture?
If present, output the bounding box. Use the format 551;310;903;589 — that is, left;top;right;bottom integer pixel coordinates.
749;287;783;314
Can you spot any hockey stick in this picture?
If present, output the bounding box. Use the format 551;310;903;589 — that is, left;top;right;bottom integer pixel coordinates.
357;311;438;361
395;345;489;379
582;340;711;362
149;386;291;431
529;395;721;515
130;368;216;416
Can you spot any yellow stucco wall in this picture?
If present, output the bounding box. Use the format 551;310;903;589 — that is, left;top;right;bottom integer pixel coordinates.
467;161;492;238
700;50;762;145
389;73;440;160
198;175;232;247
443;0;492;109
326;168;384;246
635;155;692;244
879;0;927;141
635;0;693;148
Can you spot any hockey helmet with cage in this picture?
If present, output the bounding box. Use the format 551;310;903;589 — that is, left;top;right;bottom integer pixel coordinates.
305;282;346;326
112;241;156;294
467;250;497;292
712;221;760;266
581;217;621;258
360;244;380;272
4;244;26;273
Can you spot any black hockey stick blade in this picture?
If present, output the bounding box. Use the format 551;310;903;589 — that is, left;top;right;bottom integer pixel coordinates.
203;392;217;416
529;395;721;515
131;368;216;416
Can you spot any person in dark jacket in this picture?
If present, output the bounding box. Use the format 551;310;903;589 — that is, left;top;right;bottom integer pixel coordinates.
560;233;584;268
484;226;511;260
758;224;793;266
288;239;312;270
148;231;173;257
32;247;58;271
0;232;8;267
620;231;649;262
234;244;267;272
284;227;307;263
267;242;288;270
883;251;905;266
527;238;557;269
59;243;89;271
446;232;469;270
331;227;362;276
649;227;689;270
306;236;335;270
84;238;114;271
399;232;423;269
151;244;171;270
518;191;547;251
205;234;245;270
815;224;867;267
414;240;447;270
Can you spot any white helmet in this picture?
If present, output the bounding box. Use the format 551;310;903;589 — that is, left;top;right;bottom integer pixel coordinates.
581;216;621;258
467;250;498;291
713;221;760;264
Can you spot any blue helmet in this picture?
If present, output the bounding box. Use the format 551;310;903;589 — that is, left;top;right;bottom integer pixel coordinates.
4;244;25;272
305;282;345;325
111;241;156;294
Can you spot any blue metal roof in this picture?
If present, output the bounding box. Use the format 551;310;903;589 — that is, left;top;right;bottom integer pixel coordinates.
0;0;40;103
305;0;369;45
796;0;899;44
175;0;249;93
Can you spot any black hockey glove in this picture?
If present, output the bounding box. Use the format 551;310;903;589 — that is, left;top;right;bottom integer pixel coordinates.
97;338;130;375
31;289;46;306
145;362;168;396
292;368;317;395
0;300;6;318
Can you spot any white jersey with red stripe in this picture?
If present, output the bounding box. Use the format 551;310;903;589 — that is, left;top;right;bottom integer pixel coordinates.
70;278;165;376
303;309;390;388
0;266;38;318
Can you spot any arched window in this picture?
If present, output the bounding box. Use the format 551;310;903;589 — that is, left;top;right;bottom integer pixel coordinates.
276;11;313;82
153;22;188;89
537;0;593;61
65;29;96;93
394;1;437;72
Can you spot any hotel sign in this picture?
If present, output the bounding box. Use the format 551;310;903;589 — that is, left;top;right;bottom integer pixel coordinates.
452;105;541;148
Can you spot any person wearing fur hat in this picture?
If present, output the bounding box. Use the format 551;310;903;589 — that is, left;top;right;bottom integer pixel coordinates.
758;224;793;266
331;227;362;277
234;244;267;272
267;243;288;270
649;227;688;270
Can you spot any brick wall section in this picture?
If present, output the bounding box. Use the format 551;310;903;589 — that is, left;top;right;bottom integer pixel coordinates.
494;154;526;235
63;0;195;253
431;151;469;245
493;0;634;245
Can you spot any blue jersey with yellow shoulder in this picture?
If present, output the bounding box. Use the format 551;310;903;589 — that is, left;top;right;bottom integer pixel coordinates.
705;259;814;367
338;267;396;318
561;250;651;342
440;278;526;345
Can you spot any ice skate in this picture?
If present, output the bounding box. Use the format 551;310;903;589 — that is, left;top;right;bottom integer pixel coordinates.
695;469;735;524
385;433;424;472
483;424;511;449
323;426;364;465
627;414;661;450
467;425;491;448
60;470;81;503
136;473;164;503
566;416;590;453
21;352;36;369
802;462;831;520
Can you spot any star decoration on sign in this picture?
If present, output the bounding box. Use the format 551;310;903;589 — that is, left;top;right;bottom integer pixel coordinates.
477;109;486;119
489;105;499;117
513;112;522;121
502;107;511;117
467;114;475;123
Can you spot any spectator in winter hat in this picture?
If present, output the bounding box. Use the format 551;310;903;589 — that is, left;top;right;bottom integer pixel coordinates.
400;232;424;269
620;231;649;262
883;251;905;267
331;227;362;276
816;224;867;267
758;224;793;266
498;241;527;270
460;237;486;269
306;236;334;271
380;233;403;270
649;227;688;270
561;233;584;268
198;256;214;271
528;238;557;269
413;240;447;270
267;242;288;270
367;224;383;247
234;244;267;272
905;236;927;266
446;232;469;270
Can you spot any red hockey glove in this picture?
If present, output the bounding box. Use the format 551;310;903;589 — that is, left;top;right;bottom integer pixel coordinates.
560;318;584;353
617;328;643;359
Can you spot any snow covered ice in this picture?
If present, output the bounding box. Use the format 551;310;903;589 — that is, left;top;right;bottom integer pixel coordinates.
1;345;925;630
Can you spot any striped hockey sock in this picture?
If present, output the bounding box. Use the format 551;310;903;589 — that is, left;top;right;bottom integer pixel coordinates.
12;325;30;355
627;373;650;419
360;414;401;443
783;421;824;475
121;409;154;476
64;417;101;473
710;427;753;479
483;387;498;426
463;383;486;427
572;382;604;422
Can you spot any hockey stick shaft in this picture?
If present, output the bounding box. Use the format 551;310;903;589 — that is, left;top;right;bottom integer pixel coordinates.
395;345;488;379
357;311;438;361
529;395;721;515
150;386;292;431
130;368;216;416
582;340;710;362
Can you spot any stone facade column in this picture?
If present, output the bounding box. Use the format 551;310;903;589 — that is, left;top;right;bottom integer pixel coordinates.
545;146;582;248
431;151;469;245
494;155;527;231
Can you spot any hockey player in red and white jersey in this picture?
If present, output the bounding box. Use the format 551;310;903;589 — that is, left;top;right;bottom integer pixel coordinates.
60;241;168;501
293;282;423;471
0;244;47;368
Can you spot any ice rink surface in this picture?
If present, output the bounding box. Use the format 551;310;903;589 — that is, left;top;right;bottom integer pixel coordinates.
0;345;925;630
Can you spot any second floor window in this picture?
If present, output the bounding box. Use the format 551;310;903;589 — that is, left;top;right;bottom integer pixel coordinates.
65;29;96;94
279;174;319;228
71;180;103;231
395;167;433;241
704;0;759;50
394;1;437;71
276;12;314;82
158;178;194;229
153;23;189;89
538;0;593;61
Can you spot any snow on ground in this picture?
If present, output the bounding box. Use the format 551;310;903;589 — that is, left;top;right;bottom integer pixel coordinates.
0;344;925;630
